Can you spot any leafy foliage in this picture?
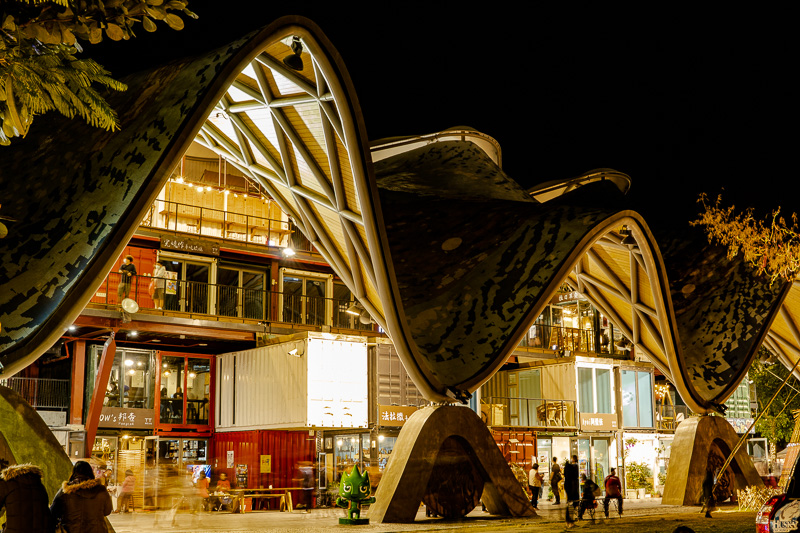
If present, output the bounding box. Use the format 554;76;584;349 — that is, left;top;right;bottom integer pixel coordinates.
625;461;653;492
0;0;197;144
750;354;800;447
691;193;800;284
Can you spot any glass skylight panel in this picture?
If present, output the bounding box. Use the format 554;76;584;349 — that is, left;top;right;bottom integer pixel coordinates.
227;85;253;104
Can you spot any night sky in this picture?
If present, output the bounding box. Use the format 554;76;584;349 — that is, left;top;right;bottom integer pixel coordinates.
93;3;794;224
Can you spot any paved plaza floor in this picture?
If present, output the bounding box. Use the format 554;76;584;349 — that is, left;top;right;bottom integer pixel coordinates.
107;498;757;533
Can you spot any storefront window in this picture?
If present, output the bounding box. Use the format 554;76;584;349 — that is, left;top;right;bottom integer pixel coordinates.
621;369;654;427
578;366;613;414
160;356;184;424
186;358;210;425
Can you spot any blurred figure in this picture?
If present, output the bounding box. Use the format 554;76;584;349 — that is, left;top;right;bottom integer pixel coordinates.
118;469;135;513
577;473;599;520
152;260;167;309
528;463;543;509
50;460;112;533
195;470;210;511
293;461;314;511
0;463;56;533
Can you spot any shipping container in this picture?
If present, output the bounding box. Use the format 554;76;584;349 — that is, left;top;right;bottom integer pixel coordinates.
215;332;368;431
210;429;315;509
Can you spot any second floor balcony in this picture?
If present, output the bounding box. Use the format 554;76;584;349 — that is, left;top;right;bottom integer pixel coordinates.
90;272;374;332
481;396;578;429
0;377;70;410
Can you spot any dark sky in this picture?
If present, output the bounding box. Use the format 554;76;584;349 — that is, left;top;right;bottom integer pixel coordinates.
94;3;794;223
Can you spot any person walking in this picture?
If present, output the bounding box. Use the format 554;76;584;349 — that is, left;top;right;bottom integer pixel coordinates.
700;469;716;518
528;463;543;509
195;470;210;512
550;457;562;504
0;463;56;533
117;255;137;301
603;467;623;517
117;469;135;513
50;460;112;533
563;455;580;527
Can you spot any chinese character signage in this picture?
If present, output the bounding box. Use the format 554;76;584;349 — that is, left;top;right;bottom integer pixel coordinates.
160;235;220;256
549;291;582;305
378;405;418;427
98;407;155;429
579;412;618;432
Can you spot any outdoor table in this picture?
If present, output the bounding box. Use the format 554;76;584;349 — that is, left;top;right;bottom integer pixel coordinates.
227;487;295;513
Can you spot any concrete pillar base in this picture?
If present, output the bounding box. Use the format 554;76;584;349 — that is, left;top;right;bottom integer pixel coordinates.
369;404;535;523
662;415;762;505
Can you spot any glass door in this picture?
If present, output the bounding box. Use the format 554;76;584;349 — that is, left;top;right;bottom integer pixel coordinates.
160;256;214;314
278;269;332;325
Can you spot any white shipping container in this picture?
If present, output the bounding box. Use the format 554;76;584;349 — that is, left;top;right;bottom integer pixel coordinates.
216;334;368;431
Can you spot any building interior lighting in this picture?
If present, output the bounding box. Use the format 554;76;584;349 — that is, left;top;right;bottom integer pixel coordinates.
129;331;138;337
68;325;77;332
282;247;296;257
125;359;134;366
283;36;304;71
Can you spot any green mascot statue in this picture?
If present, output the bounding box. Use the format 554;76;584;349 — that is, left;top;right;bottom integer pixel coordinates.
335;464;375;525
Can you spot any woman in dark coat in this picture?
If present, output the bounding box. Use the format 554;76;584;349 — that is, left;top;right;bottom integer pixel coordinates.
0;463;55;533
50;461;112;533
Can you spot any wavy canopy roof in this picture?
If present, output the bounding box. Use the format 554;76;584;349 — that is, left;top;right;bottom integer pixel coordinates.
0;17;794;414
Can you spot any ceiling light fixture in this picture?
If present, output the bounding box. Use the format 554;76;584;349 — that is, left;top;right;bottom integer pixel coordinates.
283;36;304;71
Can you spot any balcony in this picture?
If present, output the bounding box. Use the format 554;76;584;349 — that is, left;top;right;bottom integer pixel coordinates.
481;396;578;429
656;403;692;431
518;323;629;358
90;272;374;332
0;377;70;409
140;198;314;253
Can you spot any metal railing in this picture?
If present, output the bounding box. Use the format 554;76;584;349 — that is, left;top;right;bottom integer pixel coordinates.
140;198;313;252
91;272;373;331
656;404;692;430
481;396;577;428
519;323;628;357
0;377;70;409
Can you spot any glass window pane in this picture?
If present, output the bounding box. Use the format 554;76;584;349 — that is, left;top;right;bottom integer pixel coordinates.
305;279;325;326
160;356;184;424
241;271;264;320
621;370;638;427
283;276;302;323
122;351;151;409
596;368;611;414
578;367;594;414
333;282;352;328
637;371;653;427
186;358;210;425
217;268;239;317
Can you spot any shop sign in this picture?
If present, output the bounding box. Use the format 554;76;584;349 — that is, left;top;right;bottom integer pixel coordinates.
378;405;418;427
260;454;272;474
160;235;220;256
98;407;155;429
727;418;755;434
550;291;582;305
579;412;617;432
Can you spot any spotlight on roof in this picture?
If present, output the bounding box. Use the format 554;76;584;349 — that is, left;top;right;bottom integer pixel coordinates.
283;36;304;71
282;247;296;257
345;303;361;316
619;225;637;246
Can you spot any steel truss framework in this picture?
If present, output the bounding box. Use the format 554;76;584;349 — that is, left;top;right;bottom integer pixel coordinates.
1;17;796;416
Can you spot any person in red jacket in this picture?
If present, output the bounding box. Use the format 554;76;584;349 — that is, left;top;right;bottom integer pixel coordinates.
603;467;623;517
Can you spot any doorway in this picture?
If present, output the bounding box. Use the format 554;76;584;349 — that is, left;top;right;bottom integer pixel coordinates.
159;253;216;314
278;268;333;326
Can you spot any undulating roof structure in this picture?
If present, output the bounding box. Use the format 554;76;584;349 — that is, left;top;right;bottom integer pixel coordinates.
1;16;796;415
